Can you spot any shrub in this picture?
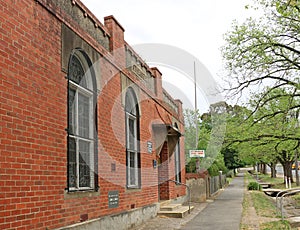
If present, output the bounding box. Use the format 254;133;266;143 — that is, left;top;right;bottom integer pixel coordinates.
248;182;262;191
226;170;235;178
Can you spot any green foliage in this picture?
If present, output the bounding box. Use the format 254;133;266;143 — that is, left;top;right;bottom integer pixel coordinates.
184;109;201;153
247;182;262;190
222;0;300;128
226;170;235;178
185;157;197;173
184;109;201;173
222;147;246;170
207;153;228;176
184;106;228;174
224;87;299;180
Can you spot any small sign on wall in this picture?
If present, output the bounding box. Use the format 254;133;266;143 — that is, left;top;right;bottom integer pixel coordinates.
153;160;157;168
147;141;153;153
108;191;119;208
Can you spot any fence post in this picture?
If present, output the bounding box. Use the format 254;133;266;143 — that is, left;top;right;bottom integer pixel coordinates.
219;171;223;189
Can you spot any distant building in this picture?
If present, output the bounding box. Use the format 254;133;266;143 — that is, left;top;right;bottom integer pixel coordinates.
0;0;186;229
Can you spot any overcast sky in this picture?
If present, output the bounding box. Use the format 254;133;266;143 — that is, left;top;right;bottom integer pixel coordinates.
81;0;257;112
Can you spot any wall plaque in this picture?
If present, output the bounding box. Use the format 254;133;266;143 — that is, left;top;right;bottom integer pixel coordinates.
108;191;119;208
147;141;153;154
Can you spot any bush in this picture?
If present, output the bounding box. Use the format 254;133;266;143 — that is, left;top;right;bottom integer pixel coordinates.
226;170;235;178
248;182;262;191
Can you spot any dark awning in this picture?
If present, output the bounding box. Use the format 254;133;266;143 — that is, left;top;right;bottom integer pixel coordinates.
152;124;182;157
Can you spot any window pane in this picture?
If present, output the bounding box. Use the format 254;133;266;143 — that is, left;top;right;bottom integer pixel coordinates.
128;118;135;150
175;143;181;182
125;90;139;188
68;89;76;135
125;92;136;115
69;55;87;87
79;140;91;187
129;152;136;185
68;137;76;188
78;93;90;138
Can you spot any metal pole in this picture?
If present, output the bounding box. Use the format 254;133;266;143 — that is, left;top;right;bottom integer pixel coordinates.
194;61;198;149
194;62;200;173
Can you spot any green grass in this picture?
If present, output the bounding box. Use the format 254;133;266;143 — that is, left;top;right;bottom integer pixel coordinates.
247;172;300;189
257;174;284;184
291;193;300;208
242;172;295;229
250;191;278;217
260;220;292;230
245;172;256;182
226;177;233;184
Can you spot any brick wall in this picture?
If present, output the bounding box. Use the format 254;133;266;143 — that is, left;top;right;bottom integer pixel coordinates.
0;0;66;229
0;0;186;229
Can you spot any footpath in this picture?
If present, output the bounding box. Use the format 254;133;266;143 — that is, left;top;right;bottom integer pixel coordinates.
131;172;245;230
180;172;244;230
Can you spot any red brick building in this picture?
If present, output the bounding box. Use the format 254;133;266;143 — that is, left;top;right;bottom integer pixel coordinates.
0;0;186;229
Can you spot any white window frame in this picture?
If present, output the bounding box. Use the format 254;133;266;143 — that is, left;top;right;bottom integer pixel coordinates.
174;142;181;183
125;89;140;189
126;112;139;188
69;79;95;191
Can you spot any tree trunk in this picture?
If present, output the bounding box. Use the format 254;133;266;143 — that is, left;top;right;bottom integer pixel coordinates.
295;150;299;186
258;163;263;173
282;161;294;183
262;163;267;174
270;162;277;178
259;163;262;173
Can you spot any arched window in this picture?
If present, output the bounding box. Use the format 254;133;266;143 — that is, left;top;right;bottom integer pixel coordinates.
125;88;140;188
67;49;98;191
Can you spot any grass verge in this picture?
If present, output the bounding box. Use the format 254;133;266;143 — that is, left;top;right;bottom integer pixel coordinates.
242;172;296;229
260;220;292;230
250;191;277;217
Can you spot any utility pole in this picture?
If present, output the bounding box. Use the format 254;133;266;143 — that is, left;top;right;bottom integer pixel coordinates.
194;62;200;173
194;61;198;149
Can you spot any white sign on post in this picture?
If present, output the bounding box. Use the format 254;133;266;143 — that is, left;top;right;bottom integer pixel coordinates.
189;150;205;158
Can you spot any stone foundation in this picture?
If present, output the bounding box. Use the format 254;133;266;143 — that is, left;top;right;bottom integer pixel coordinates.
56;203;160;230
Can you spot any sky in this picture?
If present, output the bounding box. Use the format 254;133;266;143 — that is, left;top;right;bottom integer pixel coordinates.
81;0;258;112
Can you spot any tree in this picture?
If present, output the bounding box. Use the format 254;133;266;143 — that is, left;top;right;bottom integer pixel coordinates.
225;88;300;181
221;147;245;172
222;0;300;123
184;104;228;175
183;109;199;149
199;102;240;175
184;109;201;173
222;0;300;180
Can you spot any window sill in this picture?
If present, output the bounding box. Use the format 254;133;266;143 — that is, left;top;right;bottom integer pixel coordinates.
64;189;100;199
125;186;141;193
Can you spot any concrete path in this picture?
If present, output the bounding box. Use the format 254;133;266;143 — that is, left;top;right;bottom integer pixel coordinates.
180;172;245;230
